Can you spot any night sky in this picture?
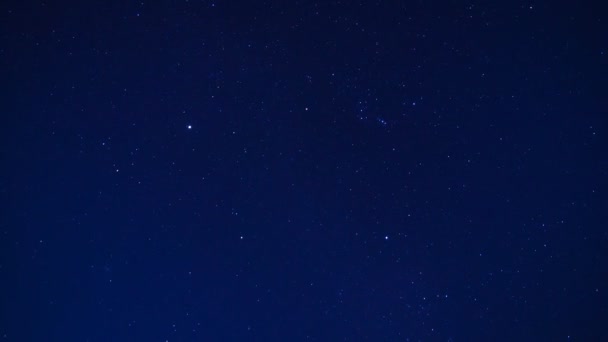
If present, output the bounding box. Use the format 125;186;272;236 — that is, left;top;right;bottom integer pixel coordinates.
1;1;607;341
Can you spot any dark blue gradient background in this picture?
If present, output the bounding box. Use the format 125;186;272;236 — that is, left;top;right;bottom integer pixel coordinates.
1;1;607;341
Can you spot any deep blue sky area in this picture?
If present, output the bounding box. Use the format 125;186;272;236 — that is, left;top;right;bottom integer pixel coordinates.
1;1;607;341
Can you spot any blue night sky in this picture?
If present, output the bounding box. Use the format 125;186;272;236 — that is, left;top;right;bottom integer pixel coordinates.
1;1;607;341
